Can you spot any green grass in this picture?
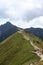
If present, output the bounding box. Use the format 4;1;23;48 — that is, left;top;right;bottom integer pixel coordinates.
25;31;43;51
0;32;40;65
36;61;43;65
31;35;43;52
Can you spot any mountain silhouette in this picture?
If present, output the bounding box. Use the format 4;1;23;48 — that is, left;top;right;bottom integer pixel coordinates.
0;22;18;42
25;27;43;40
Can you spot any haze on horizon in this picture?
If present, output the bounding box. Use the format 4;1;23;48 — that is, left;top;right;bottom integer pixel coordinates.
0;0;43;28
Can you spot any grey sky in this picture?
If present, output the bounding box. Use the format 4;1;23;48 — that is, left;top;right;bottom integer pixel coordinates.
0;0;43;28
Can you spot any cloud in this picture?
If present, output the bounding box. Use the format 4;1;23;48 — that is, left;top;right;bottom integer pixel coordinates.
0;0;42;19
23;8;43;21
0;0;43;28
9;16;43;29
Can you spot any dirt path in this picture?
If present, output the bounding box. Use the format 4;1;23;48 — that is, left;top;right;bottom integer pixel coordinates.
18;30;43;61
30;41;43;61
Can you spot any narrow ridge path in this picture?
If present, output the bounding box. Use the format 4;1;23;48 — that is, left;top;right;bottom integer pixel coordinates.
18;30;43;61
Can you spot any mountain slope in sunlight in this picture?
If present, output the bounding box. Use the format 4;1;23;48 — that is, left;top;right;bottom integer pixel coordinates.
0;31;40;65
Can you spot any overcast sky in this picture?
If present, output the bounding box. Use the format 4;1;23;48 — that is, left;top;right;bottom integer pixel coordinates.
0;0;43;28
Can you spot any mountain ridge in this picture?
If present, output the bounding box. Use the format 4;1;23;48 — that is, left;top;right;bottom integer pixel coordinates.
0;30;40;65
25;27;43;40
0;22;43;42
0;22;18;42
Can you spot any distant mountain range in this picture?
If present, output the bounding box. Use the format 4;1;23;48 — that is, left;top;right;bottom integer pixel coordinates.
0;22;43;42
0;22;18;42
25;27;43;40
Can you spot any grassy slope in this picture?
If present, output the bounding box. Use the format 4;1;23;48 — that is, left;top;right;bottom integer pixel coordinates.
0;32;40;65
36;61;43;65
25;31;43;51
